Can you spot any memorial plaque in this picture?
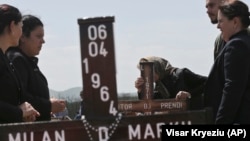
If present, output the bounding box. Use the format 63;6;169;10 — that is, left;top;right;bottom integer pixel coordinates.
78;16;118;119
0;108;213;141
119;99;189;114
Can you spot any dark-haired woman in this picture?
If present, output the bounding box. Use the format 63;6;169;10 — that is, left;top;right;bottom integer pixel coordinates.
0;4;40;123
204;0;250;124
6;15;66;121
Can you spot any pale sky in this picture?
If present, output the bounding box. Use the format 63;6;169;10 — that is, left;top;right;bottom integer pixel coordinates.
3;0;234;93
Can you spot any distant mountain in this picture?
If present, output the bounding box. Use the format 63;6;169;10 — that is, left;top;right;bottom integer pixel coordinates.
49;87;138;102
49;87;82;102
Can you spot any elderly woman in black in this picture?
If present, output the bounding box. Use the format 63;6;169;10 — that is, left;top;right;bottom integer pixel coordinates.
135;56;207;110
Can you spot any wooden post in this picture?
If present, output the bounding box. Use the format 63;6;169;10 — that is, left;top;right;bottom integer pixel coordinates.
78;16;118;119
140;62;154;100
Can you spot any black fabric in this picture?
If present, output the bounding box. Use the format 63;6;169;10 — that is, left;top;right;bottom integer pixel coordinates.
139;67;207;110
6;47;51;121
204;30;250;124
0;48;23;123
164;68;207;110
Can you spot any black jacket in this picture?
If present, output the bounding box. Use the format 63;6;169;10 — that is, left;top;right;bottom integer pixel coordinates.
158;68;206;99
0;49;23;123
6;47;51;121
139;68;207;110
162;68;207;110
204;30;250;124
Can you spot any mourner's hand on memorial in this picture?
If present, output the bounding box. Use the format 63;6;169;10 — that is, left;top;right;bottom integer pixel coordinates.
135;77;144;93
175;91;191;100
19;102;40;122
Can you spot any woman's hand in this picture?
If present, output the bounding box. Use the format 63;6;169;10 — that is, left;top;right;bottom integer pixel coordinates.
175;91;191;100
19;102;40;122
135;77;144;93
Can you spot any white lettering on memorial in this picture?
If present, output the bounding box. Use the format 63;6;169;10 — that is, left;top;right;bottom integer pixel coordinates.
160;102;183;109
98;126;109;141
42;131;51;141
118;103;132;110
144;123;155;139
156;123;165;138
8;130;65;141
128;124;141;140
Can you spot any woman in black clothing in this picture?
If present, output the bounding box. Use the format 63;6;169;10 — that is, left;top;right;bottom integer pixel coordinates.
0;4;39;123
204;0;250;124
6;15;66;121
135;56;207;109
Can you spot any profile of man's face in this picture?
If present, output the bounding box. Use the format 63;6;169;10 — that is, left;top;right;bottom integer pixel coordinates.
206;0;221;24
205;0;234;24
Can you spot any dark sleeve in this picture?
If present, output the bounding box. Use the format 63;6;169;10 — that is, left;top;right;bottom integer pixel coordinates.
176;69;207;110
0;101;23;123
216;40;250;124
23;93;51;120
182;68;207;97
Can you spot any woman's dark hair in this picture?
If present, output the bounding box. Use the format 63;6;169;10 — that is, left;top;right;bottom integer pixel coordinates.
0;4;22;35
219;0;250;28
22;15;43;37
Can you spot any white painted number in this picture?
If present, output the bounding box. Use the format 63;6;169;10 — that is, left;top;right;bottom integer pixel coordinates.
109;100;118;116
88;41;108;57
83;58;89;74
88;25;108;57
91;73;100;88
88;25;98;40
98;25;107;40
88;42;99;57
99;41;108;57
100;86;109;101
88;25;107;40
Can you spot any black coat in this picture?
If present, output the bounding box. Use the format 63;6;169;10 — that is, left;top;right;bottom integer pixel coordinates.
204;30;250;124
139;68;207;110
158;68;206;98
161;68;207;110
6;47;51;121
0;49;23;123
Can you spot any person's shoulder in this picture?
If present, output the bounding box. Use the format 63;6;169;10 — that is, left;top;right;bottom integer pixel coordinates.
214;33;224;49
6;47;22;56
6;47;26;62
180;68;191;72
226;36;249;52
215;33;223;43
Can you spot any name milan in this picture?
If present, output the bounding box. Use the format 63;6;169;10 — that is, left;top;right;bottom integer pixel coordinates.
191;129;224;138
